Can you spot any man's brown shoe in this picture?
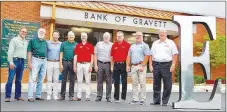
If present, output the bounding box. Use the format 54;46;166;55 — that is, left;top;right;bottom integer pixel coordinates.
15;97;24;101
5;98;10;102
69;97;76;101
28;98;34;102
75;98;81;101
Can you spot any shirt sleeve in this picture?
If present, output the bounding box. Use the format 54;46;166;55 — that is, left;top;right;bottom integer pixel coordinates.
150;42;155;56
126;43;131;56
110;44;114;56
90;44;94;54
7;38;15;64
27;39;32;52
94;42;99;55
128;46;132;56
60;42;64;52
74;44;79;55
170;40;179;55
143;43;150;56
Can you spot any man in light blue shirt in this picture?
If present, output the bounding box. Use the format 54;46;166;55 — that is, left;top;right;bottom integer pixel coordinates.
126;32;150;105
46;30;62;100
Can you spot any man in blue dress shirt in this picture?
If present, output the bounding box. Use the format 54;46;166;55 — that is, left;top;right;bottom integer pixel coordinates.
46;30;62;100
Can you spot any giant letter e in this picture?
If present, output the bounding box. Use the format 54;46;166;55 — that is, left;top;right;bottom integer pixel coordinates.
172;16;222;110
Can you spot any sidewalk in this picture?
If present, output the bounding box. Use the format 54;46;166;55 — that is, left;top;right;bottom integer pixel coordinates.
1;83;226;93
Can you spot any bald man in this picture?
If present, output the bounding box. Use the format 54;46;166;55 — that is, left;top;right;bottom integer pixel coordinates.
59;31;77;101
27;28;48;102
74;32;94;101
94;32;113;102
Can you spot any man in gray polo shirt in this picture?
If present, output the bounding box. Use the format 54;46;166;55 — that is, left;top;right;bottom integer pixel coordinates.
94;32;113;102
126;32;150;105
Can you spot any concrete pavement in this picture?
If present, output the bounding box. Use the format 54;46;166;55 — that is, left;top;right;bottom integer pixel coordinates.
1;92;226;111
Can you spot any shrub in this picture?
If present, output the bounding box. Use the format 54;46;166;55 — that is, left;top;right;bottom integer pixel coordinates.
175;65;180;83
194;75;205;84
216;77;226;81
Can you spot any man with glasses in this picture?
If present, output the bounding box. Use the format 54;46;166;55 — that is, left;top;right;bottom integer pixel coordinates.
126;32;150;105
5;26;28;102
58;31;77;101
27;28;48;102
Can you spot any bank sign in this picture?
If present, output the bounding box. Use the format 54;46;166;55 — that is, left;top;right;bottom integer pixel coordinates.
55;8;178;32
84;12;170;29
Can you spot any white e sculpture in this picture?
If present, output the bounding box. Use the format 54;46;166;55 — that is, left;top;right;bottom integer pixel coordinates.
172;15;222;110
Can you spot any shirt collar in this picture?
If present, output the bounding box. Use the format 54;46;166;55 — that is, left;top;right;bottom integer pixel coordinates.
68;40;74;44
135;41;143;45
103;41;111;44
37;38;45;41
51;40;60;44
17;35;25;41
158;38;169;43
117;40;125;45
81;42;87;46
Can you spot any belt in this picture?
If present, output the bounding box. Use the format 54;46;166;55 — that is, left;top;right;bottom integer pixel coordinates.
13;57;24;60
131;62;142;66
63;59;73;62
33;56;45;59
48;59;59;62
98;60;110;64
78;62;90;64
153;61;172;64
115;62;125;64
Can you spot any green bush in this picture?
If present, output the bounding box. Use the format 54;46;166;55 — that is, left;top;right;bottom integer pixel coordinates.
216;77;226;81
194;75;205;84
175;65;180;82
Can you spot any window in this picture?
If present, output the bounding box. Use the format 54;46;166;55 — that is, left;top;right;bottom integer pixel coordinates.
56;24;113;46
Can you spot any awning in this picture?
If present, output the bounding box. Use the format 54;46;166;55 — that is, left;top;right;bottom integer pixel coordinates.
40;2;195;36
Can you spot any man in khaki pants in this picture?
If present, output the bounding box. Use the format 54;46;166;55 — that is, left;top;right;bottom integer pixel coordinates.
126;32;150;105
74;32;94;101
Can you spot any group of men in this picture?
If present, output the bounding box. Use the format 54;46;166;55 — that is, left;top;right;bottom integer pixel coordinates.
5;26;178;106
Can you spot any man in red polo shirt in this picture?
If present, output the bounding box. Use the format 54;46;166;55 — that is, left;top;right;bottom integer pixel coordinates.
73;32;94;101
111;31;130;103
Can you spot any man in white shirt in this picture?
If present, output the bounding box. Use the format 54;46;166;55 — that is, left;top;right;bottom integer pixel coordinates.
149;29;178;106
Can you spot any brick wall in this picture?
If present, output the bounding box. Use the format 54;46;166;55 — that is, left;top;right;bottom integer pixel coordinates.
1;2;51;83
